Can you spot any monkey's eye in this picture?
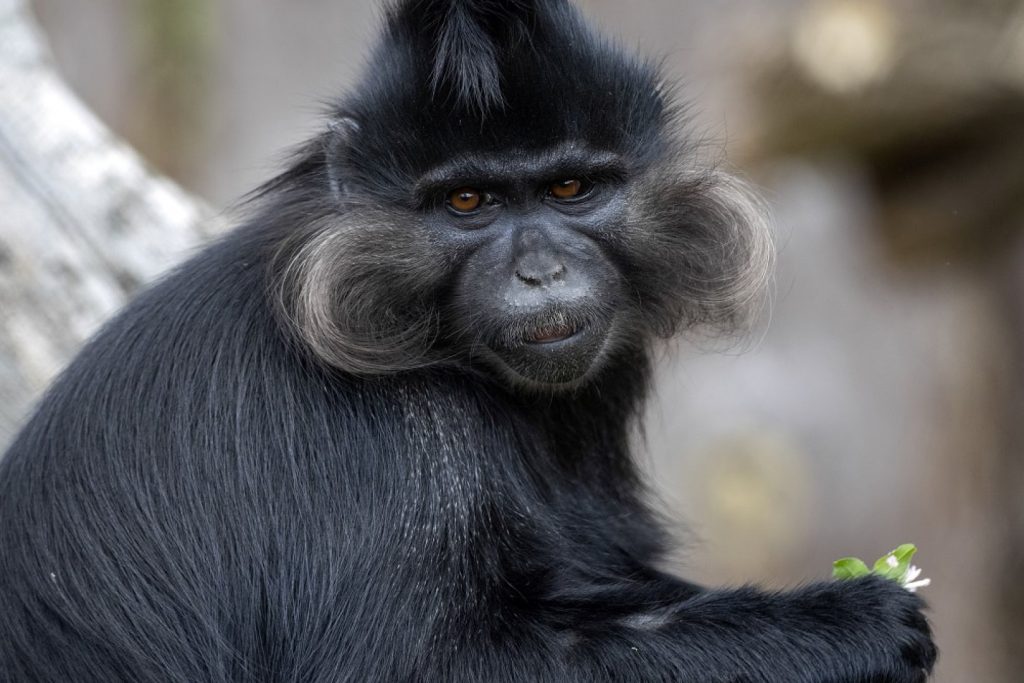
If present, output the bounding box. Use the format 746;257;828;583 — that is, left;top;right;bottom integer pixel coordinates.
548;179;589;200
447;188;484;214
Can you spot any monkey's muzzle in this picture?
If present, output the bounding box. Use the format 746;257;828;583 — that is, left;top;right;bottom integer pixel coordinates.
483;306;614;388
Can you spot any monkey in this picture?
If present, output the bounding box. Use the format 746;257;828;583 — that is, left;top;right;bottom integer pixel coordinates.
0;1;936;681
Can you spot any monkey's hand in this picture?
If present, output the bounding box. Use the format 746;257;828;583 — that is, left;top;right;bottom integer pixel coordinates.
790;575;937;682
659;574;937;683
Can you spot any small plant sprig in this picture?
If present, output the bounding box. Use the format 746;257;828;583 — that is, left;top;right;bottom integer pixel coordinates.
832;544;931;592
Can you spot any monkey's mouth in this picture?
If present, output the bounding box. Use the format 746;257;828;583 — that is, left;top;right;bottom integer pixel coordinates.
524;321;581;345
479;310;613;389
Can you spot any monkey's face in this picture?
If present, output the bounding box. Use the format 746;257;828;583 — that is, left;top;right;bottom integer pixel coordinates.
277;144;766;390
422;145;633;389
273;0;769;389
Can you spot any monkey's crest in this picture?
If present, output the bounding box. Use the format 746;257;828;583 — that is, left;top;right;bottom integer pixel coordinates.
389;0;546;112
341;0;667;195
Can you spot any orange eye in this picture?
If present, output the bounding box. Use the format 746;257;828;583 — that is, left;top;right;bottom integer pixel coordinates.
550;179;583;199
448;188;483;213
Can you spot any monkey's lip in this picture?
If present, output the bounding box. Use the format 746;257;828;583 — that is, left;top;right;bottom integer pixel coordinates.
484;312;614;387
523;322;582;345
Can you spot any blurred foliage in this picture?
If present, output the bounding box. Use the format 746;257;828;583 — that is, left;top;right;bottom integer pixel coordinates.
128;0;214;180
697;430;812;581
748;0;1024;267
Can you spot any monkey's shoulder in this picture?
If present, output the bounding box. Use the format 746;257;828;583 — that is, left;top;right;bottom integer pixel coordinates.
5;231;512;463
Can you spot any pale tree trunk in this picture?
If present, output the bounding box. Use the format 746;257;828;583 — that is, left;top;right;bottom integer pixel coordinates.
0;0;216;447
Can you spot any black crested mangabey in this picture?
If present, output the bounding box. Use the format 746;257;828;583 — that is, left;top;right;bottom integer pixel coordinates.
0;1;936;681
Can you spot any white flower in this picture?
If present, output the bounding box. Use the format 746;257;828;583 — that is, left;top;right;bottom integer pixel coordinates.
902;565;931;593
883;555;931;592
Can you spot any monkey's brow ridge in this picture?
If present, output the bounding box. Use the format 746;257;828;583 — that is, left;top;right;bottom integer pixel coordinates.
413;144;626;195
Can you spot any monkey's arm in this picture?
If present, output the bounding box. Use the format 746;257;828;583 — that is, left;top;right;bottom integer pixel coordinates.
551;575;935;683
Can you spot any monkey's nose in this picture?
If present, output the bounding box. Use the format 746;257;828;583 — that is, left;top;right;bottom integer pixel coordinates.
511;227;569;287
514;258;566;287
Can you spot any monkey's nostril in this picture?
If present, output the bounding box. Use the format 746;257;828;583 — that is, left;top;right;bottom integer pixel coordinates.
515;264;567;286
515;269;543;286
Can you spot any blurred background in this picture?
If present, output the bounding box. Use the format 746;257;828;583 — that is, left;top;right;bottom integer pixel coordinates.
2;1;1022;680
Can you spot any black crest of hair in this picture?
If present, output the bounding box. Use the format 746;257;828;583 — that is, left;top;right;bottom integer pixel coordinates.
333;0;667;200
0;1;935;681
394;0;536;111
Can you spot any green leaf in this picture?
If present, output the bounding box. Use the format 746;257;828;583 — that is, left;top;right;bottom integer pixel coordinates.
891;544;918;564
873;544;917;581
832;557;871;580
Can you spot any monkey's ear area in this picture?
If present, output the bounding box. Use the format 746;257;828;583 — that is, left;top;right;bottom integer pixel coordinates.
627;168;775;338
323;117;361;201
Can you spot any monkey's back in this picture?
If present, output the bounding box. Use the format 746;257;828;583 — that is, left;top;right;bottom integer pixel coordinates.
0;232;467;682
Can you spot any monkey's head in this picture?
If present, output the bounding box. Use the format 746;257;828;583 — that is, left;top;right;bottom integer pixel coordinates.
272;0;771;391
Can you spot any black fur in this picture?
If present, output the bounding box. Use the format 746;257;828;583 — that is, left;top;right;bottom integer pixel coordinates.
0;1;935;681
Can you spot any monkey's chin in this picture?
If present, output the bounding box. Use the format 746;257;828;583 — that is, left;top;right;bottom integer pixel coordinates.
484;320;613;391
